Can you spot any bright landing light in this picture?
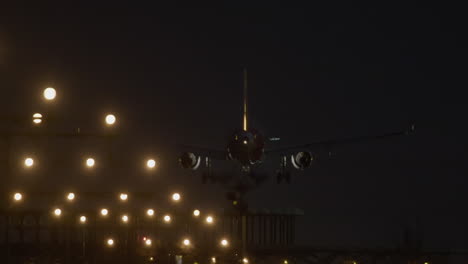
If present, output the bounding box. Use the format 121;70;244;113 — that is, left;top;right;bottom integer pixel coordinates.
121;214;129;223
86;158;95;168
145;239;152;246
193;209;200;217
13;193;22;201
146;209;155;217
163;215;171;223
206;216;214;224
67;192;75;201
43;87;56;100
146;159;156;169
119;193;128;201
100;208;109;216
105;114;116;125
220;238;229;247
24;158;34;167
172;193;181;201
53;208;62;217
80;215;87;223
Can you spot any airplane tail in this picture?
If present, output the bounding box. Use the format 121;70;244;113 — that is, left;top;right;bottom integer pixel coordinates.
243;68;248;131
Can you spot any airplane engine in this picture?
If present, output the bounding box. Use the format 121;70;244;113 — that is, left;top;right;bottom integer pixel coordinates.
291;151;313;170
179;152;201;170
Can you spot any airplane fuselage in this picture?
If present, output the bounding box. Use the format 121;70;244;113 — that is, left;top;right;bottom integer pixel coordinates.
227;129;265;168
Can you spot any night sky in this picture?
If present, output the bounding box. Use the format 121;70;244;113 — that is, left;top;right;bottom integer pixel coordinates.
1;3;466;251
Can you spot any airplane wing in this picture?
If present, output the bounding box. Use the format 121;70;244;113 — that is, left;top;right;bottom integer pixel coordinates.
179;144;228;160
265;124;415;155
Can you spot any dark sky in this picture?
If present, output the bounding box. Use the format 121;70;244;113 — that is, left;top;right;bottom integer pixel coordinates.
1;3;467;250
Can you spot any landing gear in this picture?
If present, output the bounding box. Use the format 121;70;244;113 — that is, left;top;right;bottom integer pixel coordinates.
202;157;216;184
276;156;291;184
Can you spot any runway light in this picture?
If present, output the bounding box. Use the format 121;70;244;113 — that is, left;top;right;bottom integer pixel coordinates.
53;208;62;217
220;238;229;247
193;209;200;217
100;208;109;217
13;192;22;202
145;239;152;247
66;192;75;201
79;215;87;224
119;193;128;201
149;257;154;261
284;260;289;264
24;157;34;167
121;214;129;223
172;192;181;201
147;209;155;217
163;215;171;223
146;159;156;169
86;158;95;168
106;238;114;247
211;257;216;263
43;87;56;100
206;215;214;224
32;113;43;125
105;114;116;125
183;238;190;246
242;258;249;263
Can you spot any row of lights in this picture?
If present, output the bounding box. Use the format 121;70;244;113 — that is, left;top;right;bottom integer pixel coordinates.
32;112;117;126
13;192;180;203
13;192;214;223
22;157;157;169
103;237;230;248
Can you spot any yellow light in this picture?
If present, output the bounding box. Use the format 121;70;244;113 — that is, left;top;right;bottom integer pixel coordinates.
43;87;56;100
149;257;154;261
206;216;214;224
33;118;42;124
121;214;129;223
183;238;190;246
146;159;156;169
119;193;128;201
53;208;62;217
242;257;249;263
80;215;87;223
100;208;109;216
172;192;181;201
284;260;289;264
33;113;43;118
163;215;171;223
107;238;114;247
24;157;34;167
193;209;200;217
211;257;216;263
243;140;248;144
145;239;152;246
67;192;75;201
105;114;116;125
220;238;229;247
13;192;22;202
147;209;155;217
86;158;95;168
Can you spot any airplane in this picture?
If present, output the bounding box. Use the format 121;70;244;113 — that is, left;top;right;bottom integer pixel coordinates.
178;69;414;185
